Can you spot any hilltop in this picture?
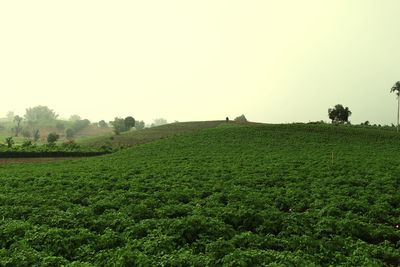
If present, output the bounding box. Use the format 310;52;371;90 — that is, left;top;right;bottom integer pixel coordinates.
0;123;398;265
79;120;255;149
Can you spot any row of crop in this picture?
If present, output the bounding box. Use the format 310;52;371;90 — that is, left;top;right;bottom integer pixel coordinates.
0;151;109;158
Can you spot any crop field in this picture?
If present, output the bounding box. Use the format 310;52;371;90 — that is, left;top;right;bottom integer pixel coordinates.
0;123;399;266
79;121;239;149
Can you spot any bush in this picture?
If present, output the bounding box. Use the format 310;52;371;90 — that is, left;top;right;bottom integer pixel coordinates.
234;115;247;122
21;140;33;148
5;137;14;148
65;128;75;140
47;133;60;144
21;129;31;138
61;140;80;150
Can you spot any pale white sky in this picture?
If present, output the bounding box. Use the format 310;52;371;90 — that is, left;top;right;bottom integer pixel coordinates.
0;1;399;124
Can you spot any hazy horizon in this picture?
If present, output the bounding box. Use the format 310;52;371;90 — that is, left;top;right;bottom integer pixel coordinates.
1;0;399;125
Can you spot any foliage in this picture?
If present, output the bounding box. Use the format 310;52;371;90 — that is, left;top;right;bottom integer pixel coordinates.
0;124;399;265
135;120;145;130
110;118;127;135
234;114;247;122
47;132;60;144
65;128;75;140
98;120;108;128
328;104;352;123
33;129;40;143
4;137;14;148
390;81;400;95
12;115;23;137
21;139;32;148
21;129;31;139
56;122;65;131
69;114;81;121
72;119;90;133
6;111;15;121
124;116;135;130
24;106;58;124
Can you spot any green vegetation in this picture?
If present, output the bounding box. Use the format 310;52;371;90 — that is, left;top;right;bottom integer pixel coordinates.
0;106;113;145
79;121;237;149
0;123;399;266
390;81;400;131
328;104;352;123
110;116;136;135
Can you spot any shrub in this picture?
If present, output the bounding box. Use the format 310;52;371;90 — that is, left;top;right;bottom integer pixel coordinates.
47;133;60;144
5;137;14;148
234;115;247;122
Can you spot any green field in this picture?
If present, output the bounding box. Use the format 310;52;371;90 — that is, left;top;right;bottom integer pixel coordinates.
0;123;399;266
78;121;240;149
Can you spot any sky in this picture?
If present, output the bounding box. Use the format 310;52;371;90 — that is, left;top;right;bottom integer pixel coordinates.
0;0;399;125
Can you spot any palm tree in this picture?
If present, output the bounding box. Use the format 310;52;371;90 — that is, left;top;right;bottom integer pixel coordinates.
390;81;400;131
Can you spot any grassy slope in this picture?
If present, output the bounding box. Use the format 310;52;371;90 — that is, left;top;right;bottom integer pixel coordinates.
0;123;399;266
78;121;245;148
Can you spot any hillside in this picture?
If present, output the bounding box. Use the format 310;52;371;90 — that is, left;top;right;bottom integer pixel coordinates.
78;120;247;149
0;124;399;266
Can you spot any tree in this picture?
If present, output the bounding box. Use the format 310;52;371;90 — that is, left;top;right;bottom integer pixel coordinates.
13;115;23;137
110;118;127;135
47;132;60;144
65;128;75;140
72;119;90;132
56;122;65;131
21;129;31;138
390;81;400;131
124;116;135;130
135;120;145;130
69;114;81;121
6;111;15;121
24;106;58;124
98;120;108;128
234;114;248;122
33;129;40;142
328;104;352;123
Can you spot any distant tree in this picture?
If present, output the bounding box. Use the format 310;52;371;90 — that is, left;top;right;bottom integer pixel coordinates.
56;122;65;131
33;129;40;142
6;111;15;121
328;104;352;123
13;115;23;137
5;137;14;148
226;117;229;122
24;106;58;123
99;120;108;128
124;116;135;130
361;121;370;126
72;119;90;132
110;118;127;135
135;120;145;130
234;114;248;122
21;129;31;138
65;128;75;140
390;81;400;131
69;114;81;121
47;132;60;144
151;118;168;127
